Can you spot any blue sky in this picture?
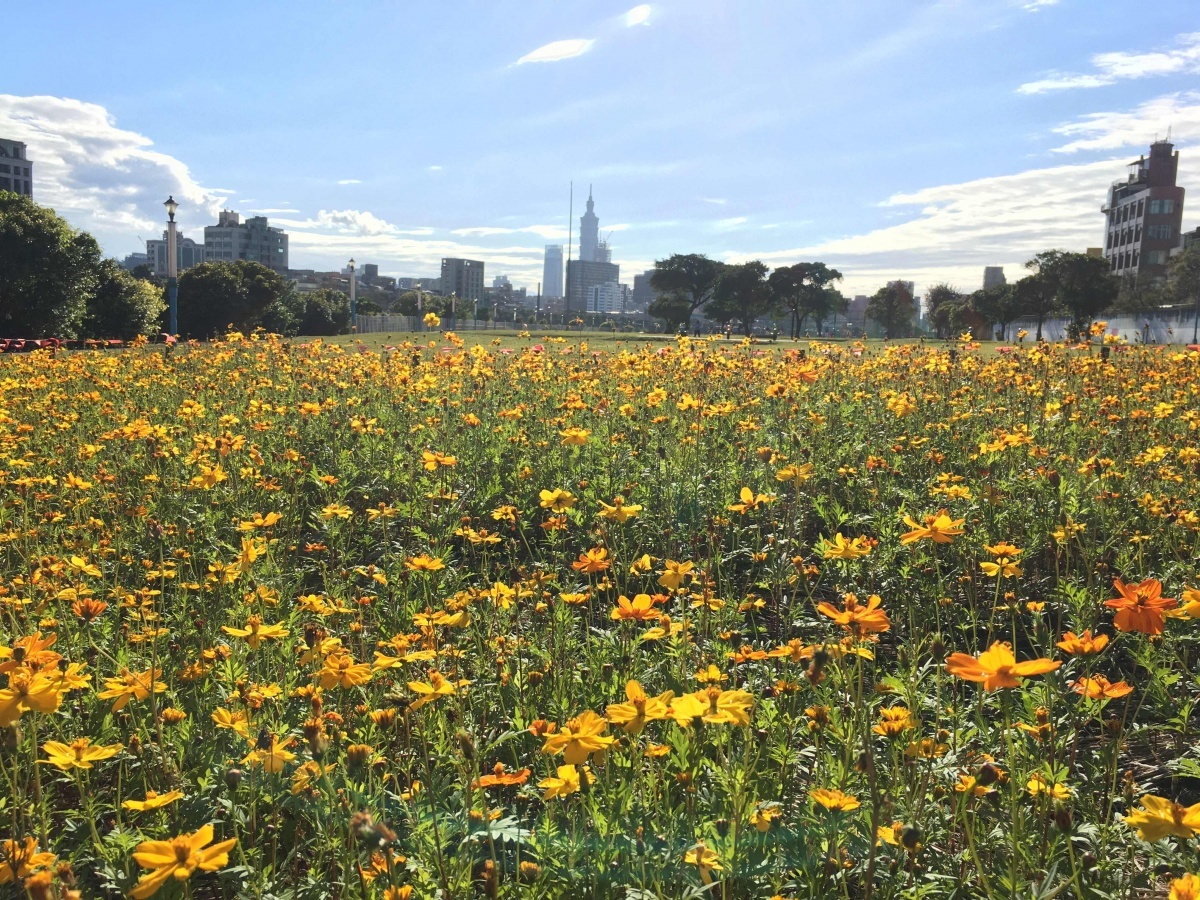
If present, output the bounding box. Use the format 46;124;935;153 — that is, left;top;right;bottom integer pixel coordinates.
2;1;1198;296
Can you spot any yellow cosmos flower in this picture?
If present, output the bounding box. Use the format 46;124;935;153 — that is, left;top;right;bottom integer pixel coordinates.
1123;794;1200;842
41;737;122;771
559;427;591;445
683;842;723;884
97;667;166;712
538;763;591;800
221;615;288;649
242;735;297;774
810;788;861;812
598;497;642;523
123;790;185;812
129;824;236;899
821;533;872;560
605;680;674;734
540;710;615;764
538;488;577;512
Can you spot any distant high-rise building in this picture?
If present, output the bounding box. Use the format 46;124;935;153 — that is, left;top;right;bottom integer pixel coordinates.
579;187;599;262
1103;140;1186;281
363;263;379;281
594;241;612;264
542;245;564;299
492;274;511;290
0;138;33;198
146;231;207;277
587;282;624;314
631;269;659;310
204;210;289;273
121;252;149;272
566;260;619;314
983;267;1006;290
441;258;485;301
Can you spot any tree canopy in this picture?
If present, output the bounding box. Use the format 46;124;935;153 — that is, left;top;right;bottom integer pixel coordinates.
0;190;102;337
866;282;916;339
177;261;299;338
650;254;726;319
703;261;772;335
768;262;843;337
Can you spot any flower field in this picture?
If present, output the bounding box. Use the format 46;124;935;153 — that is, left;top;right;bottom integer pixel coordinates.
2;333;1200;899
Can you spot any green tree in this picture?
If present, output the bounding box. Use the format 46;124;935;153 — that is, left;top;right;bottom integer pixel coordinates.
177;260;297;338
811;288;849;335
767;262;843;337
924;283;966;339
866;282;916;339
704;261;772;336
650;254;726;320
646;294;693;331
969;284;1025;339
0;190;101;337
1030;250;1118;336
1012;272;1058;341
82;260;166;339
1166;241;1200;307
298;289;351;336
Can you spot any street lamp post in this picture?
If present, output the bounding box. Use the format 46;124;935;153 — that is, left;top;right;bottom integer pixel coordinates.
164;196;179;335
348;258;357;329
451;292;457;328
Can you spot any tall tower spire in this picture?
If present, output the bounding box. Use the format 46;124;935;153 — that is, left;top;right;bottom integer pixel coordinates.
579;186;599;262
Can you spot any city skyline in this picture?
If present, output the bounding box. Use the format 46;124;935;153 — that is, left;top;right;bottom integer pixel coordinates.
1;2;1199;297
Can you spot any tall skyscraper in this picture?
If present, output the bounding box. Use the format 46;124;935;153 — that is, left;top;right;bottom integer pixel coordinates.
204;210;289;273
579;186;599;262
566;260;619;314
1102;140;1185;281
542;245;564;299
983;267;1006;290
631;270;659;311
441;258;485;301
0;138;33;198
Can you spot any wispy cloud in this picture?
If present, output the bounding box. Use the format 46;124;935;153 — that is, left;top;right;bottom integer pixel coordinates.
1023;0;1059;11
726;145;1200;298
337;178;362;185
428;165;442;171
701;197;727;205
515;39;595;65
0;93;222;238
247;208;300;214
1050;91;1200;153
1018;32;1200;94
624;4;652;27
715;216;748;230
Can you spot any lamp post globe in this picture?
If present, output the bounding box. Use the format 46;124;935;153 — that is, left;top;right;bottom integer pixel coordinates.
164;197;179;336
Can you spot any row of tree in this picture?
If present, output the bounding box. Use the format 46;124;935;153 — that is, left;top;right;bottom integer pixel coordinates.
647;255;854;337
648;246;1200;340
1;191;356;339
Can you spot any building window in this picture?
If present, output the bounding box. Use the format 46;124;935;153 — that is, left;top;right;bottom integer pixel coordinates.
1137;199;1144;217
1147;224;1174;240
1161;199;1175;214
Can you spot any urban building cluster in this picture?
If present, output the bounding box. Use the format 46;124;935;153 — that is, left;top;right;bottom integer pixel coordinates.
3;134;1195;324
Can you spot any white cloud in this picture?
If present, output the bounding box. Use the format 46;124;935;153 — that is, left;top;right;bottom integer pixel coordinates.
0;93;222;240
337;178;361;185
624;4;652;27
1051;91;1200;153
1023;0;1058;10
726;140;1200;298
247;207;300;214
516;39;595;65
701;197;727;205
1018;32;1200;94
428;165;442;171
715;216;748;229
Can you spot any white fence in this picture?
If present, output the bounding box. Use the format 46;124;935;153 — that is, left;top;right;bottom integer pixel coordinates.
999;310;1199;344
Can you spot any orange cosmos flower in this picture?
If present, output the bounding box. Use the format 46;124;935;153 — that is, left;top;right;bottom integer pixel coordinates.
473;762;531;789
1072;675;1133;700
1055;630;1109;655
899;510;965;545
611;594;658;622
1105;578;1177;634
817;593;890;636
571;547;611;574
945;642;1059;691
